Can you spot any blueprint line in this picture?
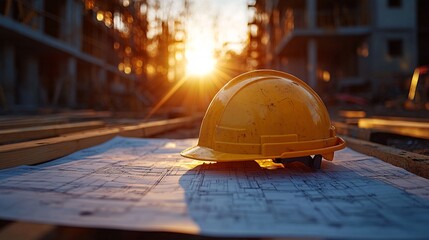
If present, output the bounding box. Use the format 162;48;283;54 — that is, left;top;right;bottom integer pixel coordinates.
0;137;428;238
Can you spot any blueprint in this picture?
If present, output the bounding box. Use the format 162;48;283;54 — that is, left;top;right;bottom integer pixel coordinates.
0;136;429;239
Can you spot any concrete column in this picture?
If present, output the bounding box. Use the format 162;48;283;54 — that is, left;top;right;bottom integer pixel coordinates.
60;0;73;43
72;0;83;49
61;0;72;43
97;68;107;109
62;0;82;49
65;57;77;107
97;68;107;93
20;55;39;109
0;43;16;108
307;39;317;89
306;0;316;29
33;0;45;31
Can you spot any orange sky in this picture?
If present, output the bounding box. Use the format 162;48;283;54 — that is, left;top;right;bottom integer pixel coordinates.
186;0;248;55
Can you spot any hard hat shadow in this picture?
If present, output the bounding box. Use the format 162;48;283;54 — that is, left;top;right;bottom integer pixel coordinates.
181;159;318;175
177;157;429;237
177;159;328;235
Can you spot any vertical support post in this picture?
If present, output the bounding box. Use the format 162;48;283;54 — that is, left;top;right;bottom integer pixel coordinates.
72;0;83;49
306;0;316;29
306;0;317;89
66;57;77;108
33;0;45;31
20;55;39;109
62;0;73;44
62;0;82;49
0;43;16;109
88;66;96;108
308;39;317;89
97;68;107;109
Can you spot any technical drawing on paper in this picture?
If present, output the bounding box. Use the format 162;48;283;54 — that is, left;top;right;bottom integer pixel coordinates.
0;136;428;238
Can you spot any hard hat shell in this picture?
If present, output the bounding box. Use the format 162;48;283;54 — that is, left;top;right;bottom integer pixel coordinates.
181;70;345;162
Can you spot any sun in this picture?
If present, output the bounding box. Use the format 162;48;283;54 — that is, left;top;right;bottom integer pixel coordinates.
186;50;216;76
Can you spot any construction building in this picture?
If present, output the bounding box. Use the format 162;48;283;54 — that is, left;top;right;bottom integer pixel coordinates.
248;0;420;101
0;0;188;113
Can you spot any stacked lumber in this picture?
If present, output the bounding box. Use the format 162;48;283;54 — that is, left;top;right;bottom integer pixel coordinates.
0;111;202;169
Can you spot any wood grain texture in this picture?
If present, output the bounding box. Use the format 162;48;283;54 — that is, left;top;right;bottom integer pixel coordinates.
0;121;105;144
342;136;429;179
0;222;56;240
0;116;200;169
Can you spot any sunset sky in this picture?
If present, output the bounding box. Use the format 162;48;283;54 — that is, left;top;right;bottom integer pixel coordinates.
146;0;248;75
187;0;248;51
185;0;248;74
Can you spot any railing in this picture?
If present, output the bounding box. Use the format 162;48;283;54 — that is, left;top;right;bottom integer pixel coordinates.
1;0;61;32
317;9;370;29
278;8;370;41
279;9;308;40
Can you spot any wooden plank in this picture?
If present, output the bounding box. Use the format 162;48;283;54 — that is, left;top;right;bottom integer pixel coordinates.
0;121;105;144
0;128;119;169
338;110;366;118
0;221;56;240
0;116;200;169
52;110;112;120
358;118;429;140
0;111;110;126
333;122;372;141
0;117;69;130
0;221;317;240
118;116;199;138
342;136;429;179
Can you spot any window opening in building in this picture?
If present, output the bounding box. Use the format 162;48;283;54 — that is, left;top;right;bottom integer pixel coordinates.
388;0;402;8
387;39;403;57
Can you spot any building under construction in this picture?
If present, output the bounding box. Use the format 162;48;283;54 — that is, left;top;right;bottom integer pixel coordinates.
0;0;188;113
248;0;427;102
0;1;429;239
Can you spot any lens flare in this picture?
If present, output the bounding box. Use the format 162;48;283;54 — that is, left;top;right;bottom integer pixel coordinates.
186;51;216;76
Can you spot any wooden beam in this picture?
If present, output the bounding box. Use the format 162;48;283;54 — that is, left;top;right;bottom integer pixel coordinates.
0;111;110;130
334;118;429;141
0;128;119;169
0;15;137;81
120;117;195;137
358;118;429;140
0;121;105;144
338;110;366;118
0;221;56;240
342;136;429;179
54;110;112;120
0;116;200;169
333;122;372;141
0;117;69;130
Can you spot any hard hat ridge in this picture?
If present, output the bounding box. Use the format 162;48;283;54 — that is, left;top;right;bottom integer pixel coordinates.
181;69;345;166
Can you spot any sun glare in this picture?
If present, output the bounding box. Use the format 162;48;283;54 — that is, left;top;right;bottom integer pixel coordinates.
186;51;216;76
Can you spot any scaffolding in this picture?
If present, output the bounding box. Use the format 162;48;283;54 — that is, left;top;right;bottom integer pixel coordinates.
0;0;186;113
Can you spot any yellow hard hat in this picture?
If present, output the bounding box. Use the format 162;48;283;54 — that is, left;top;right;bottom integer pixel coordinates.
181;69;345;163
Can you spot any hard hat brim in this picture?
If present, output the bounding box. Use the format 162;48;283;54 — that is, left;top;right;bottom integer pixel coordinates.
180;137;346;162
